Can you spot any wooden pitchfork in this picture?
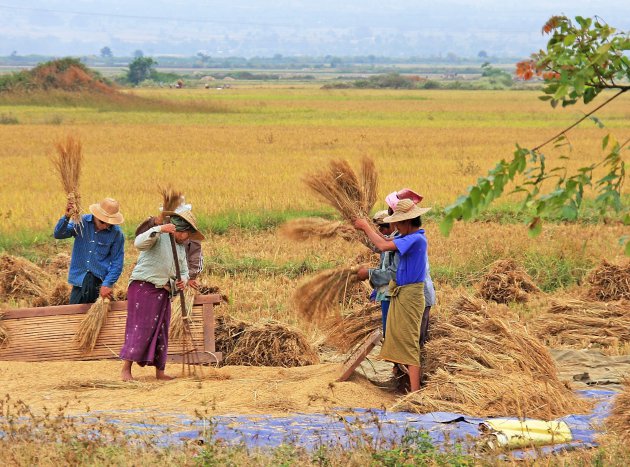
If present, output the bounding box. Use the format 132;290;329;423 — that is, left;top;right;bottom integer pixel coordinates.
165;215;204;379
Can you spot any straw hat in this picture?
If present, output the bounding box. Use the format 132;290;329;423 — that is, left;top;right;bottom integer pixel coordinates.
89;198;124;225
385;188;424;210
372;210;390;225
163;209;205;241
383;198;431;223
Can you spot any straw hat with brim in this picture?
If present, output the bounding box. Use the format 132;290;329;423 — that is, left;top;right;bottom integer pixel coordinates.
162;209;205;241
89;198;124;225
372;210;390;225
383;198;431;223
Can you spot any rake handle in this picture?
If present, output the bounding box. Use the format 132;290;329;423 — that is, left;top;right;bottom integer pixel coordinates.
163;215;187;312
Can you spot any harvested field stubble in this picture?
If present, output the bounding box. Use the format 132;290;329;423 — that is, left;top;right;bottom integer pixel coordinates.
530;298;630;349
392;295;588;419
586;260;630;301
477;259;540;303
608;381;630;442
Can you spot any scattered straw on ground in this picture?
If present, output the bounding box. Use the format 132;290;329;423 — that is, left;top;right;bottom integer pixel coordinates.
325;304;381;353
74;298;110;353
586;260;630;302
294;267;361;323
530;298;630;349
280;217;358;243
477;259;540;304
391;294;588;419
225;320;320;367
0;254;51;302
54;379;142;390
607;380;630;442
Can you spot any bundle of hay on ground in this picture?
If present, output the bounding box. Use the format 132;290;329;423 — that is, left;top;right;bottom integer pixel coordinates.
325;303;381;353
225;320;319;367
215;314;251;360
280;217;358;243
607;380;630;442
46;253;71;274
50;135;83;229
586;260;630;301
0;254;51;303
530;298;630;349
293;266;361;323
477;259;540;304
391;295;588;419
74;297;110;353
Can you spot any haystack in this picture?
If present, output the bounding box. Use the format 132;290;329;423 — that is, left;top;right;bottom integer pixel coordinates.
215;314;251;359
391;295;588;419
294;266;361;323
0;254;51;302
50;135;83;229
607;380;630;442
280;217;357;243
74;297;110;353
325;304;382;353
225;320;319;367
530;298;630;349
477;259;540;303
586;260;630;301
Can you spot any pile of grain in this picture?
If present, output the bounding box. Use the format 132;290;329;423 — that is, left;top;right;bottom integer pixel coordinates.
225;320;320;367
477;259;540;303
392;295;588;419
0;254;50;302
530;298;630;349
586;260;630;301
607;380;630;442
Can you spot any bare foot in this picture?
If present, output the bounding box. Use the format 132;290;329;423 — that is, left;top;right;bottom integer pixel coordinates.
156;370;175;381
121;369;134;382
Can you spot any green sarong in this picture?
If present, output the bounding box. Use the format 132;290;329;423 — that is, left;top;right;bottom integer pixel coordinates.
379;281;424;366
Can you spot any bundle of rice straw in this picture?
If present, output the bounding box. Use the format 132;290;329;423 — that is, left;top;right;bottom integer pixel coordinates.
586;260;630;301
325;303;381;353
50;135;83;229
197;284;229;303
215;314;251;359
0;254;51;302
294;266;361;323
74;297;110;353
225;320;320;367
158;184;183;213
48;281;71;306
169;287;196;341
477;259;540;304
0;312;8;348
280;217;358;243
530;298;630;349
607;380;630;442
391;294;588;419
47;253;71;274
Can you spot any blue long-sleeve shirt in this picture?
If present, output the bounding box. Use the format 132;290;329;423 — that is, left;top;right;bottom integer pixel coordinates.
53;214;125;288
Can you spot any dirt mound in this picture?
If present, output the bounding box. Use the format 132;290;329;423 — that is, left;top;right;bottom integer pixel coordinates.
477;259;540;303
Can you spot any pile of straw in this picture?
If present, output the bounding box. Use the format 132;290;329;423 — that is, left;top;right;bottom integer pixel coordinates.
477;259;540;303
303;157;378;222
391;294;588;419
607;381;630;442
0;254;50;302
325;303;381;353
294;266;361;323
586;260;630;301
215;314;251;359
0;312;8;348
169;288;196;341
48;281;71;306
74;297;110;353
530;298;630;349
280;217;357;243
47;253;71;273
225;320;320;367
197;284;229;303
50;135;83;228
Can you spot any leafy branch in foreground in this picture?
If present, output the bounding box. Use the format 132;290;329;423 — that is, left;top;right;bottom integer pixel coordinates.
441;15;629;255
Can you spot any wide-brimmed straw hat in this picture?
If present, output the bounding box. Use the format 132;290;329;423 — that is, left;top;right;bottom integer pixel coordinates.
383;198;431;223
163;208;205;241
89;198;124;225
372;210;390;225
385;188;424;210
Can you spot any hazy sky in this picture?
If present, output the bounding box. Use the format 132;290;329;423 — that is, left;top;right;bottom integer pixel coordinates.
1;1;629;57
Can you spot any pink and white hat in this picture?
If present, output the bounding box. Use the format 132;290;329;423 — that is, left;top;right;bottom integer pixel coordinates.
385;188;424;210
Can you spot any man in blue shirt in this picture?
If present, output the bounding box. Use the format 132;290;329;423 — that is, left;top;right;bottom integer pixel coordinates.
53;198;125;304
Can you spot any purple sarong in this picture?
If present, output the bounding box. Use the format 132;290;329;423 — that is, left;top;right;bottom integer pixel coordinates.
119;280;171;370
